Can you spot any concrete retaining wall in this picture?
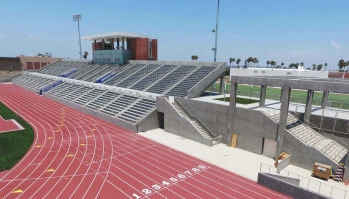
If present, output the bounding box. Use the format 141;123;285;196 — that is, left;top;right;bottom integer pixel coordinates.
257;173;328;199
159;96;212;146
137;109;159;133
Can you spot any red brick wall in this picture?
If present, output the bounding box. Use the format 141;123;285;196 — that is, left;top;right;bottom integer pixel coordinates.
0;57;21;70
151;39;158;60
92;42;103;51
128;38;149;60
27;62;33;70
41;62;47;68
34;62;40;70
329;72;344;78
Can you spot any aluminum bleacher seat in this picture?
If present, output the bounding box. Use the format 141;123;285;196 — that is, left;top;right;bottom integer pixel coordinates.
130;65;176;91
47;82;71;95
75;88;104;105
146;65;196;94
100;95;138;116
86;91;120;110
103;64;144;86
166;66;216;97
63;86;91;101
119;98;156;123
82;65;114;82
115;64;159;88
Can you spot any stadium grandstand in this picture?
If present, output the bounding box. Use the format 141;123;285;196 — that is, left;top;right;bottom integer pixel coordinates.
13;58;226;132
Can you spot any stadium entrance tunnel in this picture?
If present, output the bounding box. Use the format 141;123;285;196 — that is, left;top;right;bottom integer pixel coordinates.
157;112;164;129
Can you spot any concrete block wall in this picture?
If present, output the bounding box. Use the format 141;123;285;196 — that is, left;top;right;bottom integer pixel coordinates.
137;109;159;133
175;97;229;142
159;96;212;146
283;130;338;170
257;173;328;199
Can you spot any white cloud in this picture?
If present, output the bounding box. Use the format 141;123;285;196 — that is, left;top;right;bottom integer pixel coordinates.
29;35;35;38
330;42;340;50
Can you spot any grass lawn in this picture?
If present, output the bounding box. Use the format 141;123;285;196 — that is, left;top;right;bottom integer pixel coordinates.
215;97;259;104
0;102;34;171
210;83;349;109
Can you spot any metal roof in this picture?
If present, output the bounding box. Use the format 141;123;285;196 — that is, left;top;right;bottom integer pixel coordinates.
82;32;151;41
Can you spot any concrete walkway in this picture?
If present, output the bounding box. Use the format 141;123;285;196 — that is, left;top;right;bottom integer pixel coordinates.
140;129;349;199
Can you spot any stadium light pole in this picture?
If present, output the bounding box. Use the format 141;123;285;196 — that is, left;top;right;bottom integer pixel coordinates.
212;0;220;62
73;14;82;60
211;0;220;92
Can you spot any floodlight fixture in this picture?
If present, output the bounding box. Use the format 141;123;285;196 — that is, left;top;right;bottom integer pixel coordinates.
73;14;82;59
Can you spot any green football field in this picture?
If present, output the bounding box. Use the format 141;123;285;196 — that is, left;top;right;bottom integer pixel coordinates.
210;83;349;109
0;102;34;171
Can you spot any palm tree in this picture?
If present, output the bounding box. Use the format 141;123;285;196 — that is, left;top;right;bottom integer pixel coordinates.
312;64;316;70
281;62;284;67
295;63;300;69
300;62;304;69
247;57;253;67
253;58;259;67
266;60;270;68
195;55;198;61
317;64;323;71
324;63;328;71
236;58;241;67
83;51;88;60
338;59;345;71
270;61;276;68
229;58;233;67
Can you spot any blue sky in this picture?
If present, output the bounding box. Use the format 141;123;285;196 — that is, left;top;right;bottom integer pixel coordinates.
0;0;348;70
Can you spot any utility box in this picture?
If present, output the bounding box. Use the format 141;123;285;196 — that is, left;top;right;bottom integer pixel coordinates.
312;162;332;181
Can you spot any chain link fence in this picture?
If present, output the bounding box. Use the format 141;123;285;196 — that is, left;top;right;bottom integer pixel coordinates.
260;163;349;199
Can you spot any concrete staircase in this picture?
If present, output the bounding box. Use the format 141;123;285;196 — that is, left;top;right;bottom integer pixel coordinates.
269;113;347;163
172;101;213;140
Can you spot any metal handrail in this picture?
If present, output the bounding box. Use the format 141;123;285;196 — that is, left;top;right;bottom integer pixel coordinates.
174;98;218;138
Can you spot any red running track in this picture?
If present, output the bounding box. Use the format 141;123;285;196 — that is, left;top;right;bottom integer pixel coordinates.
0;84;291;199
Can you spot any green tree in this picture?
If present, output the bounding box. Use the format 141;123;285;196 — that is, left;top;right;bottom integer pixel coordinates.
324;63;328;71
266;60;270;68
229;58;235;67
83;51;88;60
281;62;284;67
312;64;317;70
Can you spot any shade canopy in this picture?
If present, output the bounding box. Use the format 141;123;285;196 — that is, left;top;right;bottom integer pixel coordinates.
82;32;151;41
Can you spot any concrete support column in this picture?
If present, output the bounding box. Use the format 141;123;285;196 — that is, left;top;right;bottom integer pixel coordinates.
219;75;225;94
111;38;114;49
94;40;96;50
102;39;105;50
122;37;125;49
227;82;238;146
321;91;329;109
279;88;283;101
259;85;267;108
275;87;291;158
304;89;314;123
117;38;120;49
